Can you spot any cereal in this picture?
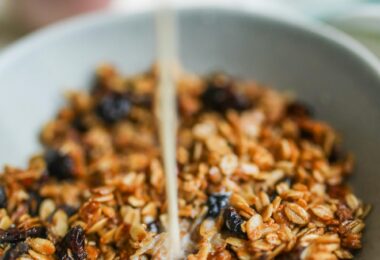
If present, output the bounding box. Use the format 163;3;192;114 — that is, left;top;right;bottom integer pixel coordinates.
0;66;370;258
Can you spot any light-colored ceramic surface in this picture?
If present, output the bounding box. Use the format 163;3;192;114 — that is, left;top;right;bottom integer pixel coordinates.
0;7;379;258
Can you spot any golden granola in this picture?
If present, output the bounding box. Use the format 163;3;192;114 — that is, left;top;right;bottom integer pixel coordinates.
0;65;370;259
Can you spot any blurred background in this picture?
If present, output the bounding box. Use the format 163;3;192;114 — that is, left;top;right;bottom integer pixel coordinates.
0;0;380;57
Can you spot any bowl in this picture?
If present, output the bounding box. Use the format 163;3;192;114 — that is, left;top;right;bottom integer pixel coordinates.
0;6;379;259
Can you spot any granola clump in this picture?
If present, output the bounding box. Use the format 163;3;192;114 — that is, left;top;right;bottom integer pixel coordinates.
0;65;370;259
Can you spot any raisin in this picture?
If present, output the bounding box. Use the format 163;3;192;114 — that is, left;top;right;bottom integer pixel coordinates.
282;177;294;187
60;205;78;217
277;246;305;260
72;117;88;133
0;185;7;209
206;193;229;218
328;144;345;163
201;74;250;113
269;190;278;202
287;102;313;118
96;92;131;124
27;191;43;217
147;221;160;233
0;226;46;243
3;242;29;260
327;185;349;200
45;150;75;180
299;127;314;141
336;203;353;222
222;207;246;239
57;226;87;260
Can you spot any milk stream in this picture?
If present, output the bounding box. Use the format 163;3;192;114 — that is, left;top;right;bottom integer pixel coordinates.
156;4;183;259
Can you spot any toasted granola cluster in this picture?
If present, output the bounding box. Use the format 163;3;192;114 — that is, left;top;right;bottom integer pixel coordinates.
0;65;370;259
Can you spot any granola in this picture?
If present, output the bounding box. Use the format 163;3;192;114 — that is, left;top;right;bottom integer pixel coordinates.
0;65;370;259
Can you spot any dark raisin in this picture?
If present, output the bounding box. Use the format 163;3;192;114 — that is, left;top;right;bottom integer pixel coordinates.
0;226;46;243
59;205;78;217
27;191;43;217
3;242;29;260
96;92;131;124
201;75;250;113
45;150;75;180
282;177;294;187
72;117;88;133
57;226;87;260
287;102;313;118
25;226;47;238
277;246;305;260
299;127;314;140
0;185;7;209
269;190;278;202
206;193;229;218
147;221;160;233
222;207;246;239
328;144;345;163
327;185;349;200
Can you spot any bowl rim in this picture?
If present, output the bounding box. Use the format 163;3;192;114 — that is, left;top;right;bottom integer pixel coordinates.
0;4;379;80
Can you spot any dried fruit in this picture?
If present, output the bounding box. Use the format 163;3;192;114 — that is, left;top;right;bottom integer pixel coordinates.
201;75;250;112
96;92;131;124
27;191;43;217
0;185;7;208
286;101;313;118
59;204;78;217
147;221;160;233
223;207;246;239
3;242;29;260
72;117;88;133
57;226;87;260
0;226;46;243
206;193;229;218
45;150;75;180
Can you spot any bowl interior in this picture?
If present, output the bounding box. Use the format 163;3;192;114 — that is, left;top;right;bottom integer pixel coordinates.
0;7;379;258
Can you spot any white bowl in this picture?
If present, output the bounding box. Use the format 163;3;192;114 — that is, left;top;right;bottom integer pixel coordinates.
0;7;379;258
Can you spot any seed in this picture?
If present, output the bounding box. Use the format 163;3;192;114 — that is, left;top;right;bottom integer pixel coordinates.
311;205;334;221
45;150;75;180
284;203;309;225
345;194;360;210
219;154;238;176
206;193;229;218
262;204;274;222
246;214;263;241
223;207;246;239
28;238;56;255
51;210;68;237
0;185;7;209
96;92;131;124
